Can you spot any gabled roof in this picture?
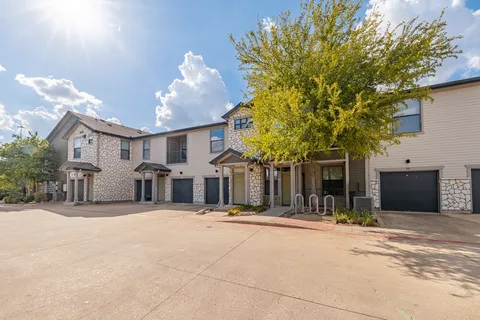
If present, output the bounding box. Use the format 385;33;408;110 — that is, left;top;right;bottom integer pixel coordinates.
428;76;480;90
133;121;227;140
59;161;102;172
221;102;251;120
209;148;256;165
72;112;150;138
134;162;172;173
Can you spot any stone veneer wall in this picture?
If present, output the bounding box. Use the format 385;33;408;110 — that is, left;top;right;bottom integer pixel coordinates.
165;177;172;202
370;180;380;209
228;107;255;153
67;125;98;164
228;168;233;204
441;179;471;212
93;134;133;202
249;164;264;206
193;183;204;203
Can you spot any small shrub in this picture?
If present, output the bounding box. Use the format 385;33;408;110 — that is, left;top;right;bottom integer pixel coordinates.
46;193;53;201
34;192;48;203
361;212;376;227
227;208;241;216
23;195;35;203
4;195;21;204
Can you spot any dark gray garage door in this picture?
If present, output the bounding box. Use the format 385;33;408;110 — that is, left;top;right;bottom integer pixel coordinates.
205;178;229;205
380;171;438;212
172;179;193;203
472;169;480;214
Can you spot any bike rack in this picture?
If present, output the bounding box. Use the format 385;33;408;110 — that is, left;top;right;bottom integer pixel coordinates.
309;194;319;214
294;194;305;214
320;195;335;216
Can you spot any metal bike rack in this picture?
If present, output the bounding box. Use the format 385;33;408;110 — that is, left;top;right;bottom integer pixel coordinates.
309;194;319;214
294;194;305;214
320;195;335;216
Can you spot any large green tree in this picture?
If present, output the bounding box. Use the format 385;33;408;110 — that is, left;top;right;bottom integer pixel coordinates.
0;132;57;195
230;0;461;197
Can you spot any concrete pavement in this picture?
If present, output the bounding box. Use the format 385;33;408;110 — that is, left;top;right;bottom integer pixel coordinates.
1;203;479;319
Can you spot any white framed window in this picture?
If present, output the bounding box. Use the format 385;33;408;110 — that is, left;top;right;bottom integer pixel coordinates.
143;140;150;160
73;137;81;158
394;100;421;133
234;117;252;130
210;128;224;153
121;140;130;160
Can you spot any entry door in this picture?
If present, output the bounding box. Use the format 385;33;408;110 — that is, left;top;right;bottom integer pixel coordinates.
380;171;438;212
205;177;229;205
135;180;152;201
233;173;245;204
157;176;165;202
472;169;480;214
282;172;291;206
70;180;84;201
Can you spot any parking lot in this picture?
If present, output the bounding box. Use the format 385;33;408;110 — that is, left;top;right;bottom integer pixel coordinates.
1;203;479;319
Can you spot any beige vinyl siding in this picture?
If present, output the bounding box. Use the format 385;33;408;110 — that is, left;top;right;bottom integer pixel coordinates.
370;83;480;179
131;124;229;184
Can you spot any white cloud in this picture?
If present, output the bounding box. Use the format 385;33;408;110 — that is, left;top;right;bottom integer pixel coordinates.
15;74;102;106
262;17;276;33
155;51;233;130
107;117;121;125
0;104;15;132
367;0;480;83
140;126;152;133
0;65;6;72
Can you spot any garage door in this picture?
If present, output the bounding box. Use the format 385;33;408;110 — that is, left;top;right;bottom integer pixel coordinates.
172;179;193;203
472;169;480;214
380;171;438;212
135;180;152;202
205;178;229;205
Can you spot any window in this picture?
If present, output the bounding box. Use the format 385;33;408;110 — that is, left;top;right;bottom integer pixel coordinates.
167;135;187;164
121;140;130;160
73;137;81;158
234;117;252;130
322;166;343;196
264;167;279;196
87;133;93;145
393;99;421;133
143;140;150;160
210;128;224;153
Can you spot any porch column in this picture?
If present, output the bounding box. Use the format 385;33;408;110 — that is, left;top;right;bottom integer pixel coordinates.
219;165;224;207
66;171;71;202
83;174;88;202
74;171;79;203
290;163;295;208
152;172;158;203
345;152;350;209
269;163;275;208
141;172;146;202
229;168;233;205
278;168;283;206
244;164;249;205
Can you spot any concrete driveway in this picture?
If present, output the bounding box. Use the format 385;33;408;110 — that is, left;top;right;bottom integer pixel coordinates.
1;203;479;320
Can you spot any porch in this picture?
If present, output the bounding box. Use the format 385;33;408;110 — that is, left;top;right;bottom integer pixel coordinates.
134;162;172;203
60;161;101;204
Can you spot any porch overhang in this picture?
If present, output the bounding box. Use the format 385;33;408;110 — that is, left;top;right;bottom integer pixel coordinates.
134;162;172;173
59;161;101;172
209;148;255;166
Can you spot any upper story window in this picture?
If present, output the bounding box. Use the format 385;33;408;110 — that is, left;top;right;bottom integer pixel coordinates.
87;133;93;145
210;128;224;153
234;117;252;130
167;135;187;164
393;99;421;133
73;137;81;158
143;140;150;160
121;140;130;160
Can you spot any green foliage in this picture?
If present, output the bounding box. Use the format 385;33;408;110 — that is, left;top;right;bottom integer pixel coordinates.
0;133;57;195
34;192;48;203
3;195;21;204
227;208;241;216
227;205;267;216
333;209;377;227
23;195;35;203
231;0;461;166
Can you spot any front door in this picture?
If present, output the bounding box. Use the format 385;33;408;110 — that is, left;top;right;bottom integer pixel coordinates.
157;176;165;202
70;179;84;201
233;173;245;204
136;180;152;201
282;172;291;206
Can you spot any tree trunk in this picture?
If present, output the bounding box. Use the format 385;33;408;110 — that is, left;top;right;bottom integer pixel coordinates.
310;159;317;206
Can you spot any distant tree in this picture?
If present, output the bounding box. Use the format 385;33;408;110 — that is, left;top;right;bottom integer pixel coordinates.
0;132;57;195
230;0;461;197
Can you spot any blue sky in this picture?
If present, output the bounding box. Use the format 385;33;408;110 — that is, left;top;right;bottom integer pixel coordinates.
1;0;480;142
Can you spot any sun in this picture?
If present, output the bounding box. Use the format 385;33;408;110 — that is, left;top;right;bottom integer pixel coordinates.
33;0;116;42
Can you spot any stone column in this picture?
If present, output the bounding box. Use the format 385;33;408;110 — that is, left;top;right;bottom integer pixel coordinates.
83;174;88;202
345;152;350;210
66;171;71;202
152;172;158;203
269;163;275;208
244;164;249;205
290;163;295;208
219;165;224;207
74;171;79;204
141;172;146;202
229;168;233;205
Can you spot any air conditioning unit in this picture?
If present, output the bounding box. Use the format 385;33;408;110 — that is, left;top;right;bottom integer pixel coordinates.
353;197;374;214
